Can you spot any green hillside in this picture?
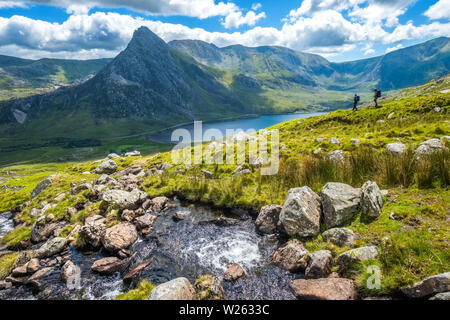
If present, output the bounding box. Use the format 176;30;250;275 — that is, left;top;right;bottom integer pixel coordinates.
0;75;448;297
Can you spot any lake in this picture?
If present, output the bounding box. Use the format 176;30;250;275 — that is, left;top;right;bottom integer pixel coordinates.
148;112;327;143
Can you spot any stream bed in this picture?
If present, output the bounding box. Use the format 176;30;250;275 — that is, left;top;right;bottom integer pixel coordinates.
0;199;298;300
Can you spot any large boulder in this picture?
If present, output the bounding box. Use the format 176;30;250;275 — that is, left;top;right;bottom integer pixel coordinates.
415;138;446;158
80;215;106;248
255;205;282;234
148;277;197;300
34;237;67;258
102;189;147;210
337;246;378;269
290;278;358;300
402;272;450;299
360;181;383;219
320;182;360;228
91;257;131;275
279;187;321;237
305;250;333;279
195;274;226;300
95;159;118;174
386;143;407;156
271;239;309;272
102;222;138;252
322;228;355;247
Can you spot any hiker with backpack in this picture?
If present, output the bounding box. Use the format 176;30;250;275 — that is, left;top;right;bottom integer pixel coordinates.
353;94;360;111
374;88;381;107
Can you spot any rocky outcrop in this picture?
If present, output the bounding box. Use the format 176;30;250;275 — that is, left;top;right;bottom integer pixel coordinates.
148;277;197;300
305;250;333;279
80;215;106;248
223;263;245;281
95;159;118;174
102;222;138;252
360;181;383;219
91;257;131;275
322;227;355;247
34;237;67;258
337;246;378;269
195;274;226;300
290;278;358;300
271;239;309;272
402;272;450;299
279;187;321;237
320;182;360;228
102;189;147;210
255;205;282;234
386;142;407;156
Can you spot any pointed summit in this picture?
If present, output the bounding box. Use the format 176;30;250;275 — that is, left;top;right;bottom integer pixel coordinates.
129;26;166;48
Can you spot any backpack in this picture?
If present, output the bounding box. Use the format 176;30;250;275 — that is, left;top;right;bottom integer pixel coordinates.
356;95;360;102
376;90;381;98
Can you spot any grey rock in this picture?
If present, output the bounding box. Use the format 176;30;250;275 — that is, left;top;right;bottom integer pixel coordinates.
95;159;118;174
255;205;282;234
337;246;378;269
402;272;450;299
272;239;309;272
148;277;197;300
70;183;92;195
290;278;357;300
102;189;147;210
328;150;344;163
330;137;340;145
34;237;67;258
134;213;157;230
279;187;321;237
80;215;106;247
320;182;360;228
61;261;78;282
91;257;131;275
30;175;55;199
415;138;446;158
322;228;355;247
195;274;226;300
360;181;384;219
429;292;450;300
386;142;407;156
305;250;333;279
125;150;141;157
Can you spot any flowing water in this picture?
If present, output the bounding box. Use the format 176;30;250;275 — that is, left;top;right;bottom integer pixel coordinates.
0;199;298;300
0;211;14;242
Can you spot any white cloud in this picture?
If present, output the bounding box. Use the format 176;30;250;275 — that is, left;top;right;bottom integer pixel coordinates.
251;3;262;11
222;10;266;29
0;1;27;8
0;4;448;61
287;0;364;21
425;0;450;20
385;43;403;53
349;0;415;26
364;48;375;55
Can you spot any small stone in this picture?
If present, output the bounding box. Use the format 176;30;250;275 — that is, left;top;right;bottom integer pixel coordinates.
223;263;245;281
330;137;340;145
305;250;333;279
121;209;135;222
271;239;309;272
91;257;131;275
26;258;40;273
386;142;407;156
61;261;78;282
322;228;355;247
337;246;378;269
195;274;226;300
102;222;138;252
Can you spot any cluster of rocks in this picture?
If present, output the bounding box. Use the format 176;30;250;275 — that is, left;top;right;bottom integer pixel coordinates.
254;180;387;300
386;137;448;158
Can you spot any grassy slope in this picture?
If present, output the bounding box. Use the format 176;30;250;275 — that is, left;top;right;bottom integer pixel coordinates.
0;75;448;297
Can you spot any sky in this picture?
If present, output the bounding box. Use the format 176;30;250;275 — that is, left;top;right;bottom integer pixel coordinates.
0;0;448;62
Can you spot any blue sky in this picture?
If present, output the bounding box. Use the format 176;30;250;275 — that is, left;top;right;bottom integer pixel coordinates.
0;0;448;61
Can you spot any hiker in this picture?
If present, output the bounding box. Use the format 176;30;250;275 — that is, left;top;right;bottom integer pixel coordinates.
353;94;360;111
374;88;381;107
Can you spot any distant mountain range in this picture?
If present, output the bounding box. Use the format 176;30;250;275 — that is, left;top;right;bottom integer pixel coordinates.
0;27;448;150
